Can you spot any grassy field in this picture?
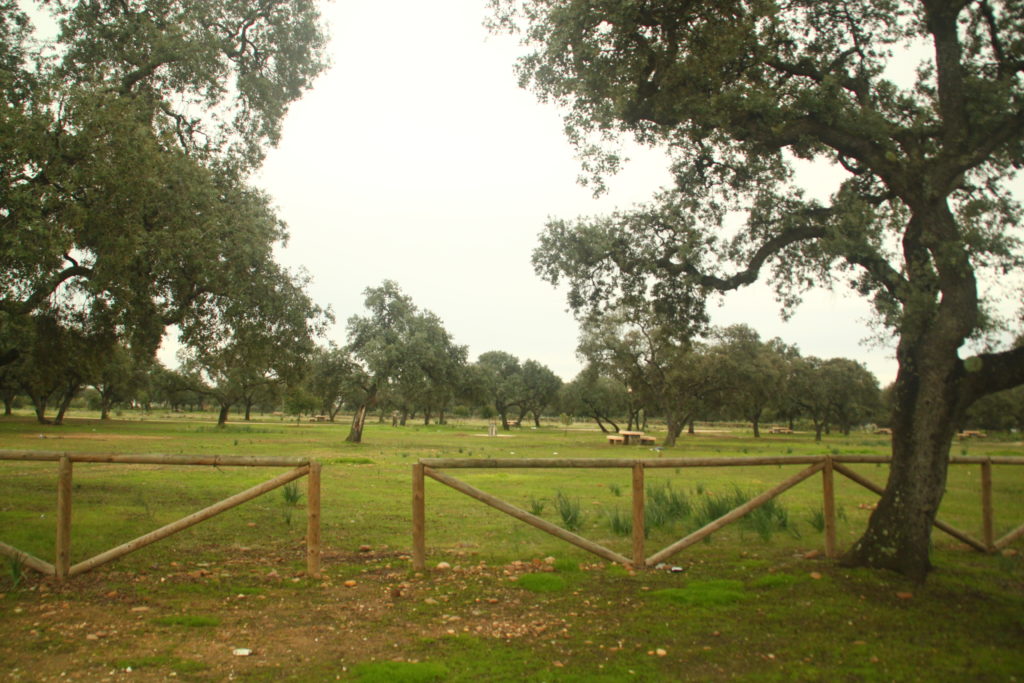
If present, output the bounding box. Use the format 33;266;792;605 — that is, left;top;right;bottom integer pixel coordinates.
0;412;1022;681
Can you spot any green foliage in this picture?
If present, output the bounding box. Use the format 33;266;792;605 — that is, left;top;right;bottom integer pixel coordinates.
281;481;302;506
647;481;691;520
744;498;798;543
6;553;25;591
1;0;330;374
553;490;584;532
605;507;633;537
528;496;546;516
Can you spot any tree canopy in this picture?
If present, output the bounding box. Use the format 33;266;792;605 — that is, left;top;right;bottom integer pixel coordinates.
1;0;327;366
496;0;1024;579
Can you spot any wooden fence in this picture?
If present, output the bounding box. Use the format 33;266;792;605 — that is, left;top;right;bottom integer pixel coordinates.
0;450;321;580
411;455;1024;570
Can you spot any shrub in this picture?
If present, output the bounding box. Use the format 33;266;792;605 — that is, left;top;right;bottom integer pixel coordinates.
553;490;584;532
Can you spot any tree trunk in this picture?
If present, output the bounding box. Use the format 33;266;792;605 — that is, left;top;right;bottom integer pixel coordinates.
100;395;113;420
750;408;762;438
663;413;687;447
217;403;230;427
688;419;695;435
244;400;253;421
346;404;368;443
29;392;51;424
843;229;975;581
53;382;78;425
2;395;12;416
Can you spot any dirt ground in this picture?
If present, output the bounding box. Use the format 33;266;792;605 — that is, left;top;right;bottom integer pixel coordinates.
0;548;612;682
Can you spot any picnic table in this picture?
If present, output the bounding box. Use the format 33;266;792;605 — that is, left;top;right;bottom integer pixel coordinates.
607;431;656;446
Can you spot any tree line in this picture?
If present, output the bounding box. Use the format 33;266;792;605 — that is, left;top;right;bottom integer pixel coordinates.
6;276;1020;440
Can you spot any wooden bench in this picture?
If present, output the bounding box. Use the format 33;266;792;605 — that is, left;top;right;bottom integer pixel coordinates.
606;434;625;445
768;427;793;434
639;435;656;445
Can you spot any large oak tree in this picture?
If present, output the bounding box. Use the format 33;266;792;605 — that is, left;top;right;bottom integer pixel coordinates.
1;0;327;365
496;0;1024;580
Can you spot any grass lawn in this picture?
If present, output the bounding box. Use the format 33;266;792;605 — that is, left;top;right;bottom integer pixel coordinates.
0;411;1022;681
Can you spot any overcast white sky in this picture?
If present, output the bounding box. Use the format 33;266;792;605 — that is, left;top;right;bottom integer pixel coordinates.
250;0;900;385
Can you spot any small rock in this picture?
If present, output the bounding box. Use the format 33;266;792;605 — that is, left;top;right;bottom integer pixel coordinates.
344;580;357;588
656;648;667;657
359;545;373;553
435;562;451;571
424;598;439;605
232;648;252;657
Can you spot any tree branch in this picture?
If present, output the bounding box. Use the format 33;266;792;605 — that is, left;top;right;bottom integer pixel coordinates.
959;344;1024;406
9;264;94;316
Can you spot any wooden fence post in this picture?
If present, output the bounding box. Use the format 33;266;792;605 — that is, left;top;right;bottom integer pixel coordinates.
822;456;836;558
306;461;322;577
412;463;425;570
981;460;994;551
632;462;645;569
55;454;72;581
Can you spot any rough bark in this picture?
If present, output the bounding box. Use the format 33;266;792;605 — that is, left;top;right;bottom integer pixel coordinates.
346;404;368;443
216;403;230;428
843;205;978;580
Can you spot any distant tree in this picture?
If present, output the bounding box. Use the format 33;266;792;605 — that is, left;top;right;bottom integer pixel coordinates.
475;351;526;430
792;357;834;442
965;386;1024;432
825;358;882;435
578;310;718;446
179;265;326;427
12;311;111;425
711;326;790;438
92;345;153;419
306;345;357;422
559;366;628;433
343;281;462;442
518;360;563;427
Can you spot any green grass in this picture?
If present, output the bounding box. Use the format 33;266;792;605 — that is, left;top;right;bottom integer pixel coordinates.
0;411;1022;681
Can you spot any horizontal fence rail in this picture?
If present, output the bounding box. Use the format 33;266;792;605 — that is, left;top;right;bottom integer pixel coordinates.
0;450;321;580
412;455;1024;570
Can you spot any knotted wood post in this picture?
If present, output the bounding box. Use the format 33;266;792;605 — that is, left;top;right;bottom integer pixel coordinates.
306;461;322;577
412;463;426;570
822;456;836;558
981;460;994;551
55;455;72;581
631;462;645;569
